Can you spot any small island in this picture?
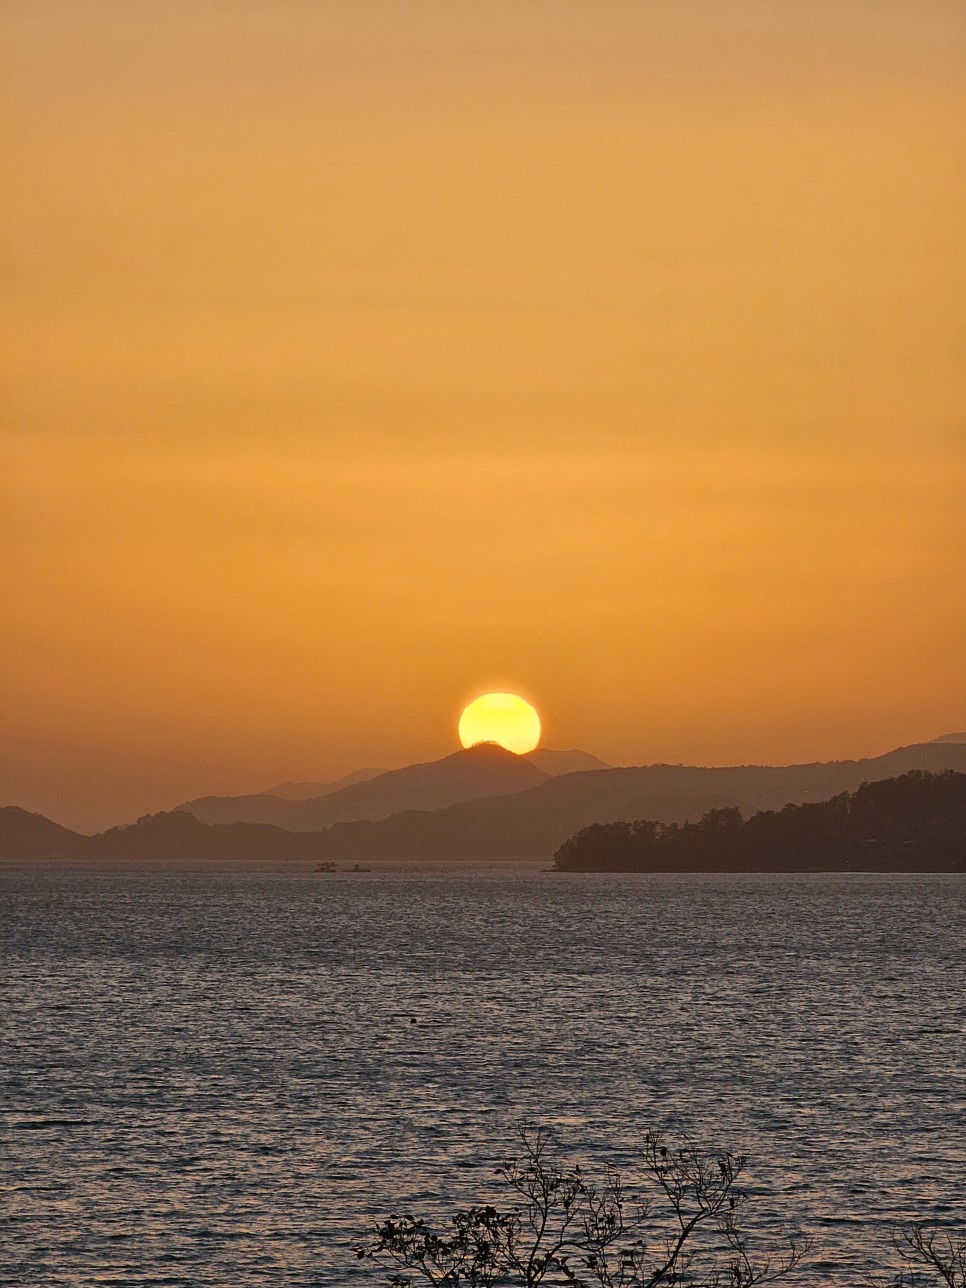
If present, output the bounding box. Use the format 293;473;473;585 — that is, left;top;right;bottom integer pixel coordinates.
552;770;966;873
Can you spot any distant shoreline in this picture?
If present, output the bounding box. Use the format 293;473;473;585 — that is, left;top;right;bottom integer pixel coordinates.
2;858;964;876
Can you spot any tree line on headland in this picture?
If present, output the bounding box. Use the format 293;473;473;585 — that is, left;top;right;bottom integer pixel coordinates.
552;771;966;873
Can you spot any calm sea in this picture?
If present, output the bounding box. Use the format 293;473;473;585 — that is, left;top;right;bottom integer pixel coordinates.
2;868;964;1285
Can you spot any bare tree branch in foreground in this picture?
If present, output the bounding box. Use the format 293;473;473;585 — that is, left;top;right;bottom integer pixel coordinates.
873;1224;966;1288
357;1125;810;1287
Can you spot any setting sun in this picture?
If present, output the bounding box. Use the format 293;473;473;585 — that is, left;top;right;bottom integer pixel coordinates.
458;693;541;755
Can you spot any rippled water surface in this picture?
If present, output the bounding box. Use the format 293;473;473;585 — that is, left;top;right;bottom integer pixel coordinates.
3;868;964;1285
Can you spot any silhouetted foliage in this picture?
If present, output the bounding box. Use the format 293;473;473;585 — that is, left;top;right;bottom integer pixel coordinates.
552;772;966;872
358;1125;809;1286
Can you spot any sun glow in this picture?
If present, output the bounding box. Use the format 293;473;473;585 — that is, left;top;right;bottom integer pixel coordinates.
458;693;541;755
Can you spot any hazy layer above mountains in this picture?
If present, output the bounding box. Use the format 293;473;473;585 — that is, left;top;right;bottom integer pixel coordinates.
260;768;386;800
525;748;613;776
4;739;966;868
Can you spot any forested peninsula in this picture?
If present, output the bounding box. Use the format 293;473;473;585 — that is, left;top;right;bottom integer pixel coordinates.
552;771;966;872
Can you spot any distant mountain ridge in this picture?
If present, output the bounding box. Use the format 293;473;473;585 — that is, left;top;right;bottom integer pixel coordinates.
183;746;611;826
0;806;85;861
299;740;966;864
4;740;965;868
178;743;550;829
0;807;329;868
81;811;329;866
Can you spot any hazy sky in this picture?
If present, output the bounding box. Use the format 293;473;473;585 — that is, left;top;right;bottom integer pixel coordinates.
3;1;965;829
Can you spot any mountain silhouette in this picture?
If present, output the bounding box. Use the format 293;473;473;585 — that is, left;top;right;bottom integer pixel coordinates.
265;758;611;798
183;748;605;824
178;743;549;829
6;740;966;868
0;806;84;861
75;811;330;867
0;807;341;869
299;740;966;864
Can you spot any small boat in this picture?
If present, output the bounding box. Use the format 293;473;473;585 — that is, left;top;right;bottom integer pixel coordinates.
314;862;337;873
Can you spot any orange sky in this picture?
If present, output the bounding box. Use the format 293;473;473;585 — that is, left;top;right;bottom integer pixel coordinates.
3;1;965;830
